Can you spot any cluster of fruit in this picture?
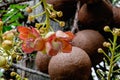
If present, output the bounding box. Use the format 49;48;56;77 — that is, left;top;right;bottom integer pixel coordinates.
35;29;105;80
34;0;120;80
1;0;120;79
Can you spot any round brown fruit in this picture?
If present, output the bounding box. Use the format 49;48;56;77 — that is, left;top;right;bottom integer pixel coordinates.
78;0;101;5
109;7;120;44
72;30;105;66
78;0;113;30
46;0;77;21
110;6;120;28
35;51;51;74
48;47;91;80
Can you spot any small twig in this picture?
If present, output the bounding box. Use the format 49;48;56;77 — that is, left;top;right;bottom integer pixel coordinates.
21;55;27;79
12;63;50;78
71;1;80;33
94;66;102;80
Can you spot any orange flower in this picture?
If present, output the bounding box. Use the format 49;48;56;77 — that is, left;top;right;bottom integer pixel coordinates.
22;39;35;53
45;30;74;56
18;27;74;55
17;26;40;40
17;26;43;53
34;37;46;51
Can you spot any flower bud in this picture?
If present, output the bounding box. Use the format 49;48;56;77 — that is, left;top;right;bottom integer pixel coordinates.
98;48;104;53
26;7;33;13
113;28;120;36
10;72;17;77
11;53;17;59
104;26;111;32
57;11;63;17
15;74;20;79
103;42;111;48
39;28;45;34
50;12;56;19
59;21;65;27
48;4;53;9
0;56;7;67
2;40;13;50
16;55;22;61
2;31;15;40
28;15;34;22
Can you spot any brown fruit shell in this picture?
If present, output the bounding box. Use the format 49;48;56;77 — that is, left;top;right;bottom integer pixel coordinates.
78;0;101;5
48;46;91;80
35;51;51;74
110;7;120;28
78;0;113;29
72;30;105;66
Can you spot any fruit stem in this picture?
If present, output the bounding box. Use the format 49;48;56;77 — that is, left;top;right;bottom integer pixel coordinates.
112;68;120;73
42;0;54;36
31;1;42;9
107;35;117;80
101;50;110;61
34;11;46;18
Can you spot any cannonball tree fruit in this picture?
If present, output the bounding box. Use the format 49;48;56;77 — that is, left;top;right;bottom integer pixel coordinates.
110;6;120;28
78;0;113;30
109;7;120;44
77;0;101;5
48;46;91;80
35;51;51;74
72;30;105;66
46;0;77;21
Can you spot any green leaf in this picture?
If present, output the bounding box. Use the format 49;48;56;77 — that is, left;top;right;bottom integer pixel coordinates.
10;23;20;27
10;4;28;10
3;26;13;33
17;12;24;19
0;10;7;13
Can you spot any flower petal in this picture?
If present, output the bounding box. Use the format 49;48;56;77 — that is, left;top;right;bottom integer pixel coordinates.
22;39;34;53
65;31;75;41
56;30;74;41
17;26;31;34
51;40;62;50
31;27;40;37
19;33;29;40
22;42;34;54
56;30;69;38
48;48;59;56
61;40;72;53
34;37;46;51
46;34;56;43
45;42;58;56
